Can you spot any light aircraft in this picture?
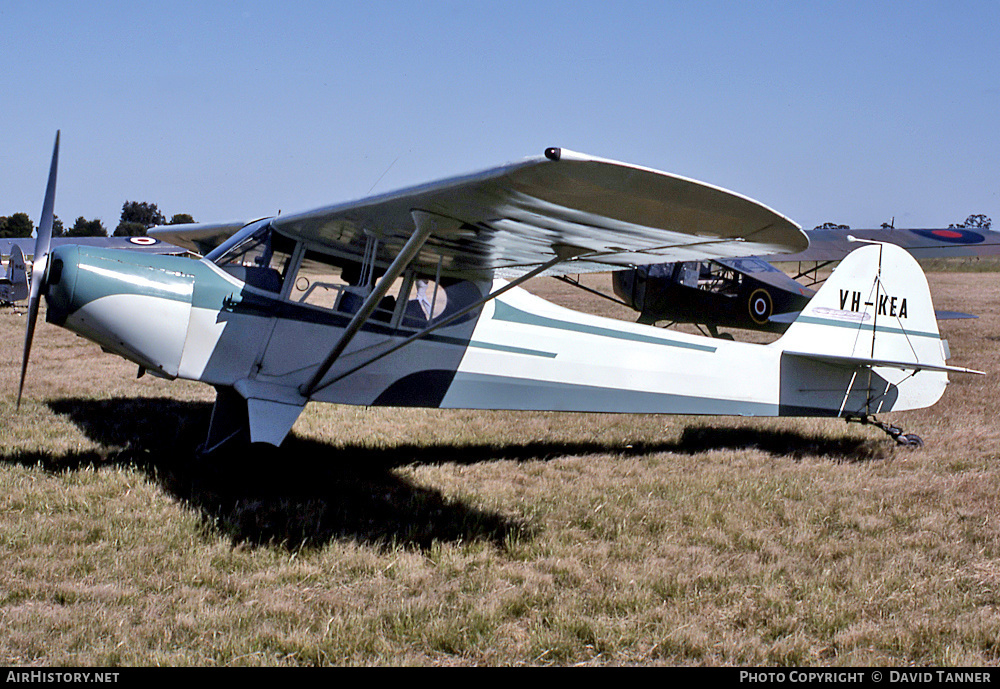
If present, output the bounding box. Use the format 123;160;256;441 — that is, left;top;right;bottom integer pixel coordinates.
610;225;1000;336
0;245;29;306
16;133;982;452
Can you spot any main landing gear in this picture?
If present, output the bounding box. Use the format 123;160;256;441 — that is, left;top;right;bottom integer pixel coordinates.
847;415;924;448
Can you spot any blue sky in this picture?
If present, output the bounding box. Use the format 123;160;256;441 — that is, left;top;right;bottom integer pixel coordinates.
2;1;998;232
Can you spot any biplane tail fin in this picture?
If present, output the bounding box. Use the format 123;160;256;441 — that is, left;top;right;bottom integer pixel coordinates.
777;241;978;375
2;245;29;303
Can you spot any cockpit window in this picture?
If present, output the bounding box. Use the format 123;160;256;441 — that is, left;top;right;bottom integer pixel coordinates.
284;249;483;329
208;222;294;293
288;250;404;322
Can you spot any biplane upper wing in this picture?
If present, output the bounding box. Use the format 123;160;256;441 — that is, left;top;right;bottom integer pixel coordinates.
774;226;1000;262
268;148;808;279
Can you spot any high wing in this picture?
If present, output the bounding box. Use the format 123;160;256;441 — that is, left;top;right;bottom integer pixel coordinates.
774;226;1000;262
265;148;807;279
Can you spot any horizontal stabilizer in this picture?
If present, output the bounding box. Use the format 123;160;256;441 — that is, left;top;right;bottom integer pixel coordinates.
769;311;799;324
772;308;978;324
783;350;983;375
935;309;977;320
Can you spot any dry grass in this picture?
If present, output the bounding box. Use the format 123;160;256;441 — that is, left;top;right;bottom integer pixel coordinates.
1;270;999;666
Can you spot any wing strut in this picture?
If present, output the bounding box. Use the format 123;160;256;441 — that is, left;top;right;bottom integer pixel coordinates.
299;210;439;397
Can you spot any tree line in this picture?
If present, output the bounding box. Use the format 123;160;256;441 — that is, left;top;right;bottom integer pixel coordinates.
0;201;194;239
813;215;992;231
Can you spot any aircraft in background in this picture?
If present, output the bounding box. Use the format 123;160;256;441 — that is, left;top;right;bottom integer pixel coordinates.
0;245;29;306
16;133;981;452
0;236;183;306
1;235;180;260
609;225;1000;336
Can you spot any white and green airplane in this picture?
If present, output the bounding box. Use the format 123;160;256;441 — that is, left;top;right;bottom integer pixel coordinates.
17;133;981;453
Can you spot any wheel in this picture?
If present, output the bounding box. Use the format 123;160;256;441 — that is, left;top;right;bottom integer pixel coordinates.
896;433;924;448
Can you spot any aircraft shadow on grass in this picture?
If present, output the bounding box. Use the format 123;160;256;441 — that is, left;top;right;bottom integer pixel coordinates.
6;398;882;551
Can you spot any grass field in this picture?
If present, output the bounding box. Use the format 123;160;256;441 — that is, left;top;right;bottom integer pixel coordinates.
1;267;998;666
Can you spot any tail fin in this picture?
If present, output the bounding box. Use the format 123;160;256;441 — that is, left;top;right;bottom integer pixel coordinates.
775;242;979;416
1;245;29;303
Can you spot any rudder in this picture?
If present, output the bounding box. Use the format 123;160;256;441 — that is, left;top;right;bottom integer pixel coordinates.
774;242;971;416
8;245;28;302
778;242;947;370
2;245;29;303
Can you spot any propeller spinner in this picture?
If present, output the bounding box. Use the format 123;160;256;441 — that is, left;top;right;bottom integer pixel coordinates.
17;131;60;408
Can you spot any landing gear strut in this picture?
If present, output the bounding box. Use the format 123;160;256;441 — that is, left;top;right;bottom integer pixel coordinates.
847;415;924;448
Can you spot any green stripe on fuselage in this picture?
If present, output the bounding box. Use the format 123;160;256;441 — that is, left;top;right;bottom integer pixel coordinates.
491;300;717;352
792;314;940;339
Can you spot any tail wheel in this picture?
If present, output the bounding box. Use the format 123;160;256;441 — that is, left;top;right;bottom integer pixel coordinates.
748;288;773;325
896;433;924;448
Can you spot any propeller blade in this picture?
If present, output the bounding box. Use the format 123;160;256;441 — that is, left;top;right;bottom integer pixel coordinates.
17;131;60;408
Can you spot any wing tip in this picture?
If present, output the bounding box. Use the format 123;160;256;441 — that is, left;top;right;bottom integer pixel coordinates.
544;147;561;161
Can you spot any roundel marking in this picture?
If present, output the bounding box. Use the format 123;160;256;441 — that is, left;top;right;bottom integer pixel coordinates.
912;228;985;244
748;288;772;325
128;236;159;245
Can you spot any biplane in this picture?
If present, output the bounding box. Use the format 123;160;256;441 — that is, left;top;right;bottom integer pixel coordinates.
610;224;1000;336
16;133;981;451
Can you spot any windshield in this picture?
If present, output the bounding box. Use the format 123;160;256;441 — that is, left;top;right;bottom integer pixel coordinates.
206;220;271;266
207;220;295;293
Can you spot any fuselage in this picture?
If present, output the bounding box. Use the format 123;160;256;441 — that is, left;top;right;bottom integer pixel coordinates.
42;242;938;420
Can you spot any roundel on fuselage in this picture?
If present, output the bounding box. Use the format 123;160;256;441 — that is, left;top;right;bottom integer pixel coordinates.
748;288;772;325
